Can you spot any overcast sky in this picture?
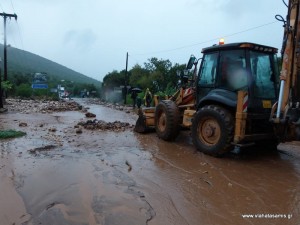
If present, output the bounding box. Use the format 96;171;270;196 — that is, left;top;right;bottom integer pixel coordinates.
0;0;287;82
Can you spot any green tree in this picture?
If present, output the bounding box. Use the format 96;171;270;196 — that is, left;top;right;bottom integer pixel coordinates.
129;64;149;87
102;57;189;101
144;57;173;91
103;70;125;89
144;57;172;74
168;63;186;87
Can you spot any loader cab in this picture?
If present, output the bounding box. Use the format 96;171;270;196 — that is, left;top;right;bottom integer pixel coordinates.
195;42;279;112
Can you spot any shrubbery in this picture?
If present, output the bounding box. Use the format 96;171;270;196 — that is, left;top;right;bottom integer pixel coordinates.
15;83;32;98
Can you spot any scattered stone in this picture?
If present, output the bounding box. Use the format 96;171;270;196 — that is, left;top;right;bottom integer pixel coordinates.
85;112;96;118
77;119;133;132
28;145;57;154
125;160;132;172
5;99;82;114
49;127;57;132
200;177;213;186
86;125;94;130
19;122;28;127
0;108;8;113
76;128;83;134
46;202;57;210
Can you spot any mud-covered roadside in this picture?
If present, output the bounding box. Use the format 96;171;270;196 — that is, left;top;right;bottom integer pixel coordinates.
0;98;300;225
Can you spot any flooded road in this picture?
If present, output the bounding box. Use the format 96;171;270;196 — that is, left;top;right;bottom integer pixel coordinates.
0;99;300;225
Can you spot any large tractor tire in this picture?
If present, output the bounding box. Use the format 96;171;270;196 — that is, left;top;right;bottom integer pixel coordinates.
155;100;180;141
192;105;234;157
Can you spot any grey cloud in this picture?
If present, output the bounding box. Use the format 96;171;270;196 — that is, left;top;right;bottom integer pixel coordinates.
217;0;260;16
63;29;97;52
185;0;259;16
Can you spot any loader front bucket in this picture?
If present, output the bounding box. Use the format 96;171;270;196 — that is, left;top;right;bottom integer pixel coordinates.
134;114;148;133
134;107;155;133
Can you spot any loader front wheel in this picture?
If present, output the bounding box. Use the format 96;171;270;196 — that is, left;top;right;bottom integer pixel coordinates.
192;105;234;157
155;100;180;141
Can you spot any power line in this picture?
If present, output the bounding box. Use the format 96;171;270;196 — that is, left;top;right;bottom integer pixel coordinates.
6;20;26;69
5;0;30;73
16;21;25;49
10;0;16;13
132;21;278;56
7;0;29;69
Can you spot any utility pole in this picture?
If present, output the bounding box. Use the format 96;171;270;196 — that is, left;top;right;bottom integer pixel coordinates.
0;13;18;81
124;52;128;104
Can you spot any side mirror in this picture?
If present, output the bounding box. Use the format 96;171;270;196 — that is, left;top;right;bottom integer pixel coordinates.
186;55;196;70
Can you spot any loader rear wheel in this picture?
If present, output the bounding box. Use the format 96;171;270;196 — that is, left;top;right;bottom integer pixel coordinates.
155;100;180;141
192;105;234;157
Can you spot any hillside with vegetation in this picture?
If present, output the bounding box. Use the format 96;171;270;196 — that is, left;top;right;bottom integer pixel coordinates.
0;44;101;98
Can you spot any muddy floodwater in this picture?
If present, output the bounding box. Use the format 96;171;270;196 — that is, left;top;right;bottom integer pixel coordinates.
0;98;300;225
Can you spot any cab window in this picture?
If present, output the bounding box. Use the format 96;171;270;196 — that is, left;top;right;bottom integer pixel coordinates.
250;51;276;99
198;52;218;86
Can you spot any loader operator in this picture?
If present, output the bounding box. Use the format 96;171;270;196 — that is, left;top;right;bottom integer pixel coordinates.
222;59;248;91
228;61;248;90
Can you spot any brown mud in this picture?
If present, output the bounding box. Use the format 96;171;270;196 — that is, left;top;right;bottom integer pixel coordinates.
0;98;300;225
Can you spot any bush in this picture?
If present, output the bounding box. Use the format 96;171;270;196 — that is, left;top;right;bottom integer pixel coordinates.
1;81;13;91
16;84;32;98
32;89;48;97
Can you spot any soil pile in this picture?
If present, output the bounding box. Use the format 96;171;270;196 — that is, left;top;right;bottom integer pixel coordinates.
77;119;133;132
5;99;81;113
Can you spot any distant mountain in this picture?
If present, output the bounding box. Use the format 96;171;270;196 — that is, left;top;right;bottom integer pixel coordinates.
0;44;100;85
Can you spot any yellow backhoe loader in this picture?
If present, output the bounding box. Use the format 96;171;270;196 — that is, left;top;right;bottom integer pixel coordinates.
135;0;300;157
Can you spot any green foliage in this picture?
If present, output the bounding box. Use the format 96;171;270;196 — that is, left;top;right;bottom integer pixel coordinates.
165;82;177;96
103;70;125;89
48;93;59;101
32;88;48;97
102;57;187;104
0;130;26;139
16;83;32;98
129;64;149;87
1;81;13;91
